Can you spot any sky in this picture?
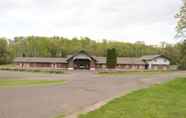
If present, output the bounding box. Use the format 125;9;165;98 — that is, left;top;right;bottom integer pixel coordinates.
0;0;183;45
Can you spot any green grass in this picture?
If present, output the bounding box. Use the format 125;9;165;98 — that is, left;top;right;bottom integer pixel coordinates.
0;79;65;87
55;114;64;118
0;64;16;68
79;78;186;118
98;71;171;77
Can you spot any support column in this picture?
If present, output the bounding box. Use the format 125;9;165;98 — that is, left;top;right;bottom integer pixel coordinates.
149;64;152;69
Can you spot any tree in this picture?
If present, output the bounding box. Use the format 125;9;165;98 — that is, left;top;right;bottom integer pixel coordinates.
178;40;186;70
106;48;117;68
0;38;14;64
160;43;180;65
176;0;186;37
176;1;186;69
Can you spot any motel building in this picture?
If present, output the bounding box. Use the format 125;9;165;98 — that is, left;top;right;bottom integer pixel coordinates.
14;50;170;70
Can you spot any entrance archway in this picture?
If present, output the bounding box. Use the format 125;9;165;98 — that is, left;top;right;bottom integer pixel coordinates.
145;64;149;70
73;59;90;70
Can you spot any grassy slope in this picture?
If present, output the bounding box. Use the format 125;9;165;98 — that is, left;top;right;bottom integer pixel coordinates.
0;79;65;87
79;78;186;118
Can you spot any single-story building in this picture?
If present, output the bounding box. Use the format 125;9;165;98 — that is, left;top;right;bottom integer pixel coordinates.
14;50;170;70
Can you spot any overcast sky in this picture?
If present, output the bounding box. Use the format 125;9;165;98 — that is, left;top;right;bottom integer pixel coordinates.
0;0;183;45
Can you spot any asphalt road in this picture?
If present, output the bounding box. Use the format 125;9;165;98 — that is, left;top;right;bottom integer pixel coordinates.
0;70;185;118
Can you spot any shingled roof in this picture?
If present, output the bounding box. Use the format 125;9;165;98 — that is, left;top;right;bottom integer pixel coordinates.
95;57;145;65
14;52;165;65
14;57;67;63
94;57;105;64
140;55;163;61
118;57;145;64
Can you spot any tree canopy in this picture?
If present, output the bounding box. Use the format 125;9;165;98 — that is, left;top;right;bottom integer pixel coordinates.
11;36;161;57
0;38;14;64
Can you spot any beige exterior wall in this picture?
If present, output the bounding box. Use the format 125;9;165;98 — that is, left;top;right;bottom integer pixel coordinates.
116;64;145;70
16;62;68;69
151;65;169;70
96;64;146;70
146;57;170;70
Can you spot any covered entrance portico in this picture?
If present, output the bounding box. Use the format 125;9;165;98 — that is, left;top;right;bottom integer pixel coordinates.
73;59;90;70
67;50;96;70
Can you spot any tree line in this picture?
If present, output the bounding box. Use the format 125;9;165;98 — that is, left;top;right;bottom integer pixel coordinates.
0;36;182;65
11;36;161;57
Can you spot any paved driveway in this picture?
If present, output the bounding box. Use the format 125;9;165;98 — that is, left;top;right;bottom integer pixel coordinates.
0;70;185;118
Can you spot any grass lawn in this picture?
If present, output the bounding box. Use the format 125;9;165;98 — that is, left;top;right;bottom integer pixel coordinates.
0;79;65;87
98;71;171;77
79;78;186;118
0;64;16;68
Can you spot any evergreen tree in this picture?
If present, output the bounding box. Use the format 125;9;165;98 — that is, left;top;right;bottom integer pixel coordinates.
106;48;117;68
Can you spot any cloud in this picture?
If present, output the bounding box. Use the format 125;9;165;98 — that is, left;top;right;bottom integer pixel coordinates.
0;0;183;44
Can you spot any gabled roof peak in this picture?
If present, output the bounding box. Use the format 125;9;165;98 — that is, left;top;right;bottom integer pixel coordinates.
140;54;164;60
66;50;97;61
